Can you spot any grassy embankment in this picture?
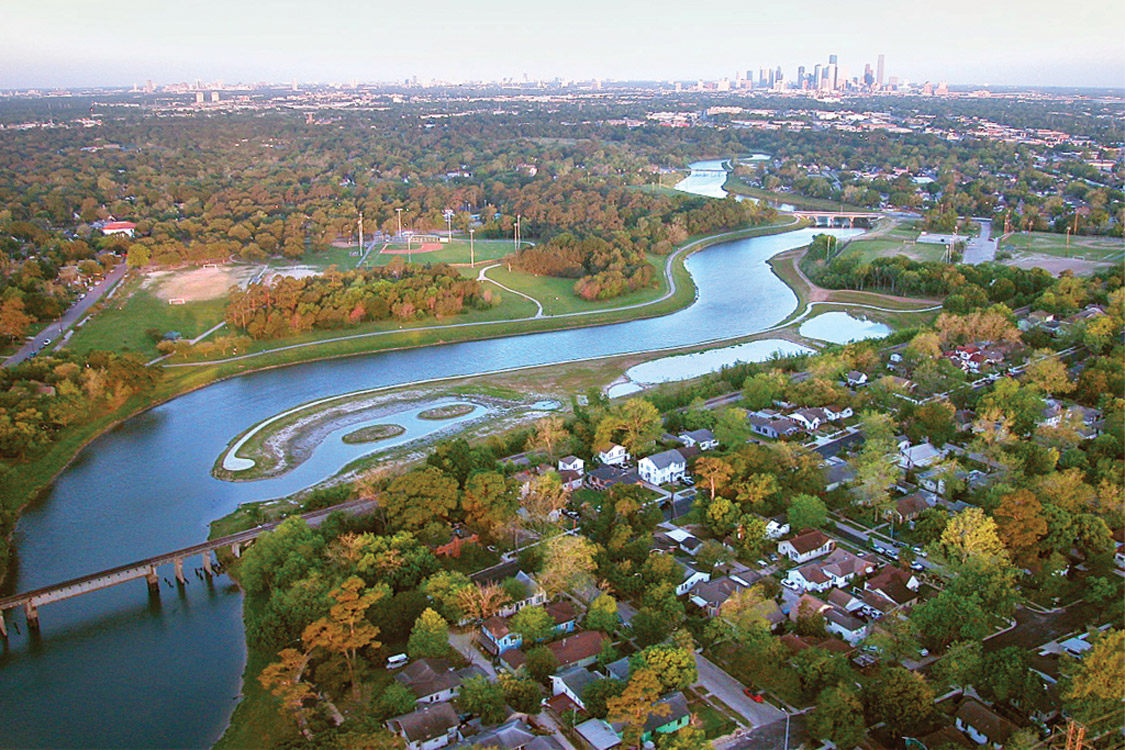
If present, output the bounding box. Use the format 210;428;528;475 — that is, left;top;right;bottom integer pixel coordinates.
722;172;871;213
999;231;1124;261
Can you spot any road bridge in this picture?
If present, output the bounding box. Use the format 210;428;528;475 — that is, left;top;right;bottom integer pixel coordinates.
793;210;881;228
0;498;376;637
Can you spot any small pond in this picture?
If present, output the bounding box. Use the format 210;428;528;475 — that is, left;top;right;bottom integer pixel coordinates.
799;312;894;344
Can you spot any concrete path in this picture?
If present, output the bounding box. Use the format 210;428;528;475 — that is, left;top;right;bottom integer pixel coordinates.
450;630;496;678
962;219;998;265
3;263;128;368
478;264;544;318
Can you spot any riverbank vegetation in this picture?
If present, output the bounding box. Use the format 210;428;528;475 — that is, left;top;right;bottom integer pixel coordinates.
342;425;405;444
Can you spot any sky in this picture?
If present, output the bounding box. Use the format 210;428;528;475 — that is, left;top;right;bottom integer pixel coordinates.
2;0;1123;90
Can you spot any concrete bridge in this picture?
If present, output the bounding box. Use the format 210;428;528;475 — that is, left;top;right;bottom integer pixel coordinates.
793;210;881;228
0;497;377;637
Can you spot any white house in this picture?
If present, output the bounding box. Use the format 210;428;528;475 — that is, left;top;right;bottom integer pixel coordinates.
98;220;136;237
558;456;585;474
678;429;718;450
788;408;825;431
764;514;790;540
783;549;875;593
897;441;944;470
675;559;711;596
495;571;547;617
822;405;853;421
597;444;630;466
664;527;704;556
824;608;867;645
550;667;599;711
845;370;868;386
637;449;687;485
778;529;835;563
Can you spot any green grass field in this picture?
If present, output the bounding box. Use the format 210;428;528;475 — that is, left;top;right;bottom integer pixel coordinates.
999;232;1124;261
363;238;517;267
485;255;669;316
842;238;948;263
65;279;228;359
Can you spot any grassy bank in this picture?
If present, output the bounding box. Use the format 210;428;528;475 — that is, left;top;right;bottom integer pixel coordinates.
722;173;870;213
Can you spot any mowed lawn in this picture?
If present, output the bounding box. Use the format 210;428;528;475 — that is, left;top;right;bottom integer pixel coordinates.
999;232;1124;261
365;238;517;267
485;254;670;316
66;280;229;359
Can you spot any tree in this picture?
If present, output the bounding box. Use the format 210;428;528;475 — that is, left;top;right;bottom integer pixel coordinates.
125;243;151;268
979;378;1045;436
499;674;541;714
695;456;734;501
538;534;597;598
940;507;1007;564
594;398;662;456
792;647;850;698
422;570;472;623
259;647;315;724
407;608;451;659
1023;350;1075;397
302;576;385;701
656;726;710;750
527;415;569;459
993;489;1047;563
607;669;669;748
582;677;626;718
742;370;787;410
933;640;983;690
711;585;772;643
787;493;828;530
0;297;33;340
713;407;750;447
905;331;943;362
373;682;418;720
849;411;898;512
1063;630;1125;734
462;471;517;537
862;666;933;739
585;593;619;634
456;582;511;624
912;590;989;650
459;674;507;724
510;605;554;645
383;467;459;534
524;645;559;684
521;472;570;531
334;728;407;750
632;643;697;692
809;685;866;749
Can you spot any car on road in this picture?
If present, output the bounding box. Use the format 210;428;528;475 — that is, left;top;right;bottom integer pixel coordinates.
742;688;765;703
756;559;768;567
682;476;695;486
911;561;925;571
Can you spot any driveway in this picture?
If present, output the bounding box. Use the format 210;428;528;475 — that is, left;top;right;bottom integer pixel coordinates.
3;262;128;367
694;653;785;728
450;630;496;678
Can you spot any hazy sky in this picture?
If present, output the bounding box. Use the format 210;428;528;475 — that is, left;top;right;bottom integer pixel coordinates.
2;0;1123;89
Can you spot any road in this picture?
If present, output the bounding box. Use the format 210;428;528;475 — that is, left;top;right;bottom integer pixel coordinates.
983;601;1092;654
962;219;998;265
3;263;128;368
715;713;808;750
694;653;785;728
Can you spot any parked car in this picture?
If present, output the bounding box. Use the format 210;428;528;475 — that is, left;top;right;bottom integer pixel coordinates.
781;580;800;591
910;561;925;571
386;653;408;669
742;688;765;703
756;560;768;567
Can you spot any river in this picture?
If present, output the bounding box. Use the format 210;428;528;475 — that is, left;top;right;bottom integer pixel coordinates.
0;193;858;749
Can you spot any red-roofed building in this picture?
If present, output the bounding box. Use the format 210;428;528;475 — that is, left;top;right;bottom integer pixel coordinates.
100;221;136;237
778;529;835;563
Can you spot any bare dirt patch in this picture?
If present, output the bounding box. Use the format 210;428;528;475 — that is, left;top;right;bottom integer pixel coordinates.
261;266;321;283
148;266;258;302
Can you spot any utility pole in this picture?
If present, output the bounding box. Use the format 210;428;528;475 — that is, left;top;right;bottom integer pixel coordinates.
444;209;453;242
395;207;403;239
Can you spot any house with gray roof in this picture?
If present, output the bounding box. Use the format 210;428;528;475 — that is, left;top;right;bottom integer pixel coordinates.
388;703;462;750
638;449;687;485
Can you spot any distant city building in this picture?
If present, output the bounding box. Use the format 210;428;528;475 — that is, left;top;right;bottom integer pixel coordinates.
877;54;886;89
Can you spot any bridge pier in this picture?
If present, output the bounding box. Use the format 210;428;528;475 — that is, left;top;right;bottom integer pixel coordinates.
174;558;186;585
231;542;241;558
24;601;39;633
202;553;213;577
0;611;7;638
146;566;160;595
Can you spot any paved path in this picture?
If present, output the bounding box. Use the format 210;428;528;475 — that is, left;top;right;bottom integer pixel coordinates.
962;219;998;265
694;653;785;728
3;263;128;368
478;264;544;318
450;630;496;678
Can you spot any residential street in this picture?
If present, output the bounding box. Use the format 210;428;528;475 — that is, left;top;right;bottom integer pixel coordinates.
715;712;808;750
694;653;786;728
3;263;128;368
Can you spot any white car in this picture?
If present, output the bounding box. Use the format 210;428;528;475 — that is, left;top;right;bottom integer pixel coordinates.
781;580;801;591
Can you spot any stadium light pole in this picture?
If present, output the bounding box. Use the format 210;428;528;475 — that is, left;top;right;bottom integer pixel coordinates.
445;209;453;242
469;228;475;266
396;208;403;239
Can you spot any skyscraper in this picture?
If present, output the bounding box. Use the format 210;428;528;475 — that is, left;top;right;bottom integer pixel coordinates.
876;54;885;90
797;66;806;88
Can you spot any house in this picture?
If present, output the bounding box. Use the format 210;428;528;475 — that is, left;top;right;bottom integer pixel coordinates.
891;493;931;523
747;415;802;439
551;667;600;711
501;631;608;673
954;698;1020;749
481;601;576;654
864;566;920;610
638;692;691;744
674;559;711;596
395;658;486;703
915;727;974;750
512;465;552;498
388;703;462;750
99;220;136;237
778;529;835;563
689;576;748;617
574;719;622;750
663;528;704;556
822;404;854;421
845;370;868;386
764;514;790;540
789;408;826;431
597;444;630;466
784;549;875;592
678;429;718;450
585;465;641;491
603;657;632;682
638;449;687;485
431;525;480;558
558;470;583;492
458;719;538;750
789;593;831;622
558;456;585;474
823;458;856;492
898;441;945;470
824;607;867;645
495;571;547;617
826;588;864;613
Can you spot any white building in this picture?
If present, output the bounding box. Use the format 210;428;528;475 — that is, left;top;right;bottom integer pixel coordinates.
597;444;630;466
637;449;687;485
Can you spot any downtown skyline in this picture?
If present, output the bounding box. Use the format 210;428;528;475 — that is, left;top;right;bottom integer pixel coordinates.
2;0;1124;91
